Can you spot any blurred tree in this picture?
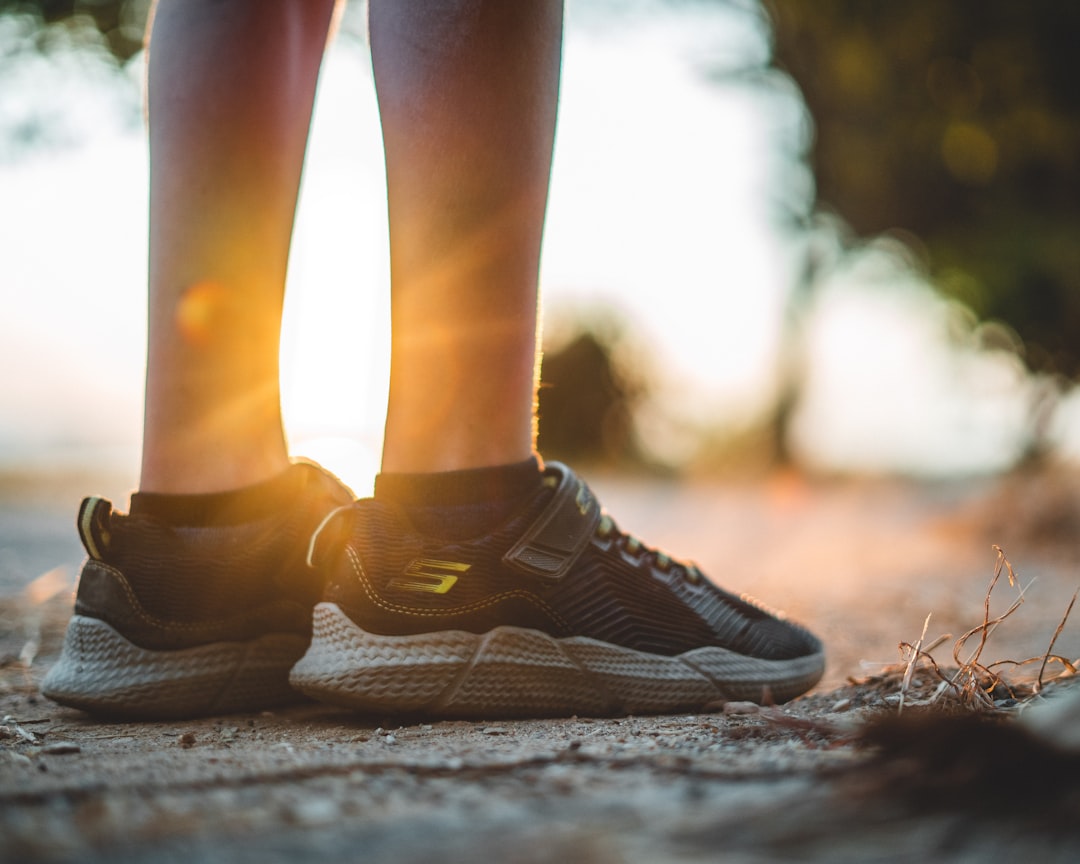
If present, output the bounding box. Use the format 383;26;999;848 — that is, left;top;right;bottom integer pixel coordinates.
766;0;1080;377
0;0;148;61
537;321;645;466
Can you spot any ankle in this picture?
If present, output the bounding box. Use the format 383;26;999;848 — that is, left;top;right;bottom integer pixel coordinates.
139;440;289;495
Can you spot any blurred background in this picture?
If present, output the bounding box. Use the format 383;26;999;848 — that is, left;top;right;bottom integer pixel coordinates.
3;0;1080;680
3;0;1080;488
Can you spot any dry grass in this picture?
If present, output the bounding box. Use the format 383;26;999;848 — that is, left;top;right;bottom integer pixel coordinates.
862;545;1078;715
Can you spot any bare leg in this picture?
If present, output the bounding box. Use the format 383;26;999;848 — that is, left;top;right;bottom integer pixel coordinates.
371;0;564;474
140;0;338;493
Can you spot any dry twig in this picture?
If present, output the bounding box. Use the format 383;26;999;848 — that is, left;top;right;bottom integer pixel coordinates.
898;613;932;715
1036;587;1078;692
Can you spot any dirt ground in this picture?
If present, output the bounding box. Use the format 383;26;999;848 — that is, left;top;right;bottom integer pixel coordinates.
2;467;1080;863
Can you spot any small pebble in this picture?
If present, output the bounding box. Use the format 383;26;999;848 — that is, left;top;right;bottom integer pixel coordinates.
40;742;80;755
289;797;339;827
177;732;197;749
722;702;760;716
1022;687;1080;752
831;698;853;712
482;726;508;736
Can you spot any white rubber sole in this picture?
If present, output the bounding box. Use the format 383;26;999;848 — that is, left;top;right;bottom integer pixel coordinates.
290;602;825;718
41;615;308;719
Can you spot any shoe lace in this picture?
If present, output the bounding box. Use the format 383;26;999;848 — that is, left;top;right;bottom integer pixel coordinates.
595;513;702;584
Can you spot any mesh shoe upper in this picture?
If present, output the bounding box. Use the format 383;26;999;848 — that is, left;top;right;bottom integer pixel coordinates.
72;461;355;650
314;462;821;663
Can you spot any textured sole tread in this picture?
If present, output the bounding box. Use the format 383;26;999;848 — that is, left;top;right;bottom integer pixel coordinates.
41;615;307;719
290;602;825;718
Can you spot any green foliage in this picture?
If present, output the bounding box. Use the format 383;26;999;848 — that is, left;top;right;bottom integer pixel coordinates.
767;0;1080;375
0;0;148;61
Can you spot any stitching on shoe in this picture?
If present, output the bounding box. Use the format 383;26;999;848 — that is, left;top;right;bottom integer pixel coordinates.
345;546;572;631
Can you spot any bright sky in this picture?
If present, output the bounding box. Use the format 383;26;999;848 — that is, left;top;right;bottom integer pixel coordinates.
0;0;1046;491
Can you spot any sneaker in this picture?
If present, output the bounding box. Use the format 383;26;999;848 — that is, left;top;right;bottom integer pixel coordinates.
41;461;354;719
290;461;824;718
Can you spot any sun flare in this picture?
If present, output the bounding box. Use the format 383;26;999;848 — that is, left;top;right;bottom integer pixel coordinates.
279;277;391;497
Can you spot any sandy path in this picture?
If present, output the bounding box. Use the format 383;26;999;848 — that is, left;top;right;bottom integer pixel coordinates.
2;469;1079;862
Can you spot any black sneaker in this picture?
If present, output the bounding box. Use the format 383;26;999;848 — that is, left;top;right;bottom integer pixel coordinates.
290;462;824;718
41;461;354;719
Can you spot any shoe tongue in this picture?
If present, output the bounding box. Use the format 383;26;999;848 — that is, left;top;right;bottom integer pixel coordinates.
502;464;602;578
